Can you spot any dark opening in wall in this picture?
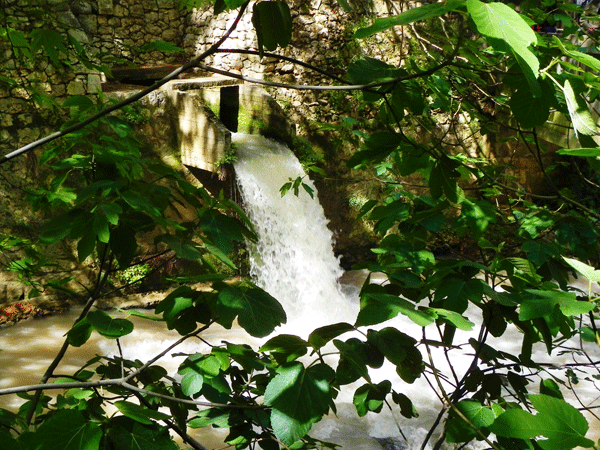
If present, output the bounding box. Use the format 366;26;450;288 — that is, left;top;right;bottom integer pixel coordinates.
220;86;239;132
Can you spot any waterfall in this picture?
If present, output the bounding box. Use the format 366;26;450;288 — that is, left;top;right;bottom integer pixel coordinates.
233;134;355;329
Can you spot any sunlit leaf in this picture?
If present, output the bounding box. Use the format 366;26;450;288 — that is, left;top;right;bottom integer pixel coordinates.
115;401;170;425
354;1;464;38
86;310;134;339
446;400;495;443
564;79;598;137
264;363;334;445
356;291;435;327
216;285;286;337
490;394;594;450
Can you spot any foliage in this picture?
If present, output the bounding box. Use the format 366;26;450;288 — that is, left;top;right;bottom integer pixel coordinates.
2;1;600;450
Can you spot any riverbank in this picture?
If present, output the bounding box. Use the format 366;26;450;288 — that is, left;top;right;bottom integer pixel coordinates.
0;290;169;328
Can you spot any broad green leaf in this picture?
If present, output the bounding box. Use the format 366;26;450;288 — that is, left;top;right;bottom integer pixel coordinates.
467;0;539;93
155;286;197;330
348;131;404;168
431;309;475;331
110;224;137;269
252;1;292;56
509;83;552;128
540;378;564;400
216;285;286;337
308;322;355;350
77;226;96;262
100;203;122;226
264;363;334;445
86;310;134;339
562;257;600;282
446;400;495;443
354;1;464;38
140;40;183;53
519;289;594;321
429;156;463;203
564;79;598;137
66;318;93;347
366;327;416;365
553;36;600;73
32;409;102;450
392;392;419;418
260;334;308;363
434;276;484;313
353;381;391;417
188;409;231;428
556;147;600;157
92;212;110;244
334;338;372;384
178;354;206;397
356;291;435;327
160;234;205;261
347;57;403;86
114;401;171;425
521;240;559;267
106;416;178;450
490;394;594;450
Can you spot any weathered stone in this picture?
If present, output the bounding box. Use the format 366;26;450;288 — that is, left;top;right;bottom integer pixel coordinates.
78;14;97;34
130;4;144;16
98;0;113;15
71;1;93;14
87;74;102;93
67;80;85;95
57;11;81;28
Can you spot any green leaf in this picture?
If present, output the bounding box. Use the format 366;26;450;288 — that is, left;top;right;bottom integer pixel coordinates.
354;1;464;38
431;308;475;331
429;156;463;203
140;40;183;53
32;409;102;450
110;224;137;269
490;394;594;450
564;79;598;137
509;82;552;128
66;318;93;347
77;226;97;262
556;147;600;157
353;381;391;417
260;334;308;363
553;35;600;73
308;322;355;350
366;327;416;365
114;401;171;425
86;310;134;339
178;354;205;397
562;257;600;282
392;392;419;418
348;131;404;168
216;285;286;337
446;400;495;443
519;289;594;321
347;57;400;85
467;0;539;93
107;416;178;450
334;338;371;384
264;363;334;446
356;291;435;327
434;276;484;313
252;1;292;57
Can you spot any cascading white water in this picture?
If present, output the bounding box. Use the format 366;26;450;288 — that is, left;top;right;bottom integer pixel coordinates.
233;134;357;329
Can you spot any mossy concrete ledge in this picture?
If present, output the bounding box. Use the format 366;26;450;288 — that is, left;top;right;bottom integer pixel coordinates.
107;77;295;175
